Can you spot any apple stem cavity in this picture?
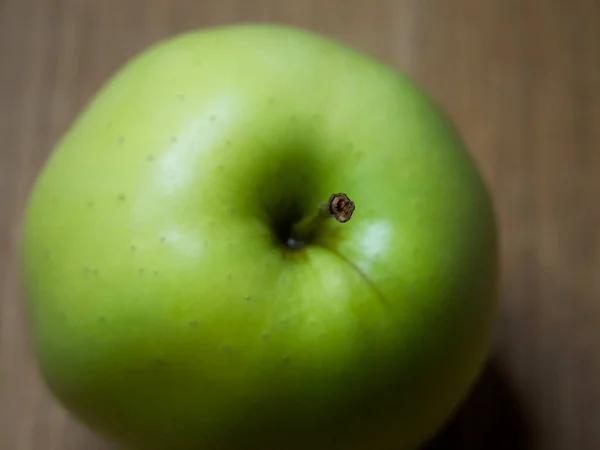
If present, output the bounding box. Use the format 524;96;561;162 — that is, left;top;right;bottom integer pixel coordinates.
287;193;355;248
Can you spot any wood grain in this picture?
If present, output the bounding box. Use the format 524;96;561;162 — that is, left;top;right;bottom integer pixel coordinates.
1;1;599;449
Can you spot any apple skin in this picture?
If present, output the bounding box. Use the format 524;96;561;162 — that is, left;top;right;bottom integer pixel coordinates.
20;23;498;450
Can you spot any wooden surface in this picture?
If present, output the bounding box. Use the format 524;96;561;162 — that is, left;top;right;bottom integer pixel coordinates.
1;1;599;449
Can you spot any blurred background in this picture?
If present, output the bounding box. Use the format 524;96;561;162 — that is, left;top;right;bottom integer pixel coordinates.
1;1;598;449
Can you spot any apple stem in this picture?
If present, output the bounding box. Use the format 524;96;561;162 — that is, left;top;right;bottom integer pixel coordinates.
287;193;355;248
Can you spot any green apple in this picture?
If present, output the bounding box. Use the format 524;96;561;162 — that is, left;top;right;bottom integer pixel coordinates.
20;23;498;450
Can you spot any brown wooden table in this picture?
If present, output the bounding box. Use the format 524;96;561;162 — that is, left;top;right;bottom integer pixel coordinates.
1;1;599;449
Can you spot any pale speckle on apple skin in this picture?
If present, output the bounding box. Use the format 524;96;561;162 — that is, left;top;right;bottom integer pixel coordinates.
189;319;199;327
221;345;236;352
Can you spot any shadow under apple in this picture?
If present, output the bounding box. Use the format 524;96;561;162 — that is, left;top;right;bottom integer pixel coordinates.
421;357;532;450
